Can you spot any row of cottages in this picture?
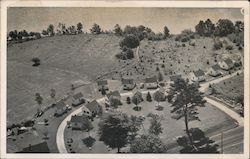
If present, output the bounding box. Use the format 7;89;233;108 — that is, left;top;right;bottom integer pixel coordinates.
97;80;109;91
122;78;136;90
69;114;90;130
82;100;103;118
105;90;121;106
145;76;158;89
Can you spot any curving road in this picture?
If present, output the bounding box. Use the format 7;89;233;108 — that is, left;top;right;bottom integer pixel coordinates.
56;70;244;153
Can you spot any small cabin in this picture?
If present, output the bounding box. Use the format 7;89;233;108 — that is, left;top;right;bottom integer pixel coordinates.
82;100;102;117
207;64;221;77
54;100;67;116
72;92;85;106
219;58;234;70
190;69;205;82
97;80;108;91
122;78;136;90
145;76;158;89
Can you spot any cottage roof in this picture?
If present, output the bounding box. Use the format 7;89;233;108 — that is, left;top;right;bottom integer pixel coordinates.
85;100;101;112
106;90;121;99
20;142;50;153
70;115;88;123
145;76;157;83
170;75;182;81
97;80;108;86
211;64;221;71
55;100;66;109
122;78;134;85
193;69;205;77
224;58;233;66
73;92;83;100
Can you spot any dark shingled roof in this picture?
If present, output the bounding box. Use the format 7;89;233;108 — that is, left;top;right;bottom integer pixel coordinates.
20;142;50;153
145;76;157;83
193;69;205;77
122;78;134;85
97;80;108;86
170;75;182;81
85;100;101;112
70;115;88;123
106;90;121;99
211;64;221;71
55;100;66;109
224;58;233;66
73;92;83;100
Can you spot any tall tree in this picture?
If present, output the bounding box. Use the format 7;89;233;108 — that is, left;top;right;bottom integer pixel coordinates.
130;134;167;153
77;22;83;33
163;26;170;39
114;24;123;36
90;23;101;34
50;88;56;105
98;113;130;153
47;24;55;36
167;78;206;150
214;19;235;37
132;93;142;111
234;21;244;34
148;113;163;136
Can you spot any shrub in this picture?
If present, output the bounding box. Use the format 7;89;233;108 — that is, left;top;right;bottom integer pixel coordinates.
32;57;40;66
119;34;140;49
146;92;152;102
127;97;131;104
213;41;223;50
226;45;233;50
182;43;186;47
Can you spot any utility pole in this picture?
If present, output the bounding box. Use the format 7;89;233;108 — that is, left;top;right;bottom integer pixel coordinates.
221;131;223;154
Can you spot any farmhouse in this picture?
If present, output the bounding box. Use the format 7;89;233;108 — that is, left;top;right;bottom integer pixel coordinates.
82;100;102;117
207;64;221;77
97;80;109;91
105;90;121;106
190;69;205;82
145;76;158;89
219;58;234;70
19;142;50;153
69;115;90;130
72;92;85;106
54;100;67;116
122;78;136;90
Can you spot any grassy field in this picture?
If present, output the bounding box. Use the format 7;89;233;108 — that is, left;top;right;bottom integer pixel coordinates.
7;33;242;125
64;96;237;153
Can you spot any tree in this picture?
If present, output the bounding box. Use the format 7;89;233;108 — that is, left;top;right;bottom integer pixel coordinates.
83;119;94;137
195;20;205;36
47;24;55;36
77;22;83;33
119;34;140;49
68;25;77;34
154;91;164;109
114;24;123;36
128;115;144;141
32;57;41;66
146;92;152;102
167;78;206;150
90;23;101;34
148;113;163;136
204;19;215;37
132;94;142;111
34;32;41;39
42;29;48;36
98;113;130;153
21;30;29;38
177;128;218;153
109;97;121;109
126;97;131;104
35;93;43;113
234;21;244;34
9;30;18;40
126;48;134;59
130;134;168;153
163;26;170;39
214;19;235;37
101;86;106;95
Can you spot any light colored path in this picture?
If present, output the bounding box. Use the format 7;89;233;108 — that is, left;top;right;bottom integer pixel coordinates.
56;70;243;153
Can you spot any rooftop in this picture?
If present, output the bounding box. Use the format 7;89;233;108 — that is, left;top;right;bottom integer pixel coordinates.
193;69;205;77
73;92;83;100
106;90;121;99
85;100;101;112
211;64;221;71
122;78;134;85
145;76;157;83
97;80;108;86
